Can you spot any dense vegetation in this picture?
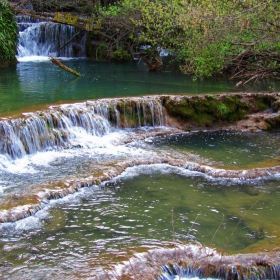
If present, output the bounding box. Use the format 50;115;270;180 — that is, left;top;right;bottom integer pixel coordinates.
91;0;280;83
0;0;18;67
7;0;280;83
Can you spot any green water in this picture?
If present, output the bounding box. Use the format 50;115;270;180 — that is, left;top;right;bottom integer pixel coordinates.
150;130;280;168
1;166;280;279
0;59;276;116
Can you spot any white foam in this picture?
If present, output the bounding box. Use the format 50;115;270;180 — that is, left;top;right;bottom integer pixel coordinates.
0;155;37;174
17;56;82;62
16;55;50;62
14;215;42;231
0;129;152;175
114;164;200;181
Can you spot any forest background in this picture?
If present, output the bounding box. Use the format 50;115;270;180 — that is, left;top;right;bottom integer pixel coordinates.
1;0;280;84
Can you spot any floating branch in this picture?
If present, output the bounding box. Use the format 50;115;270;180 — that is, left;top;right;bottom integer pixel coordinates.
49;55;81;76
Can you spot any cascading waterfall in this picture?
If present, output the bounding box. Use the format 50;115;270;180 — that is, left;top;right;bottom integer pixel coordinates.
159;263;277;280
112;245;280;280
16;15;86;58
0;97;165;160
1;95;280;279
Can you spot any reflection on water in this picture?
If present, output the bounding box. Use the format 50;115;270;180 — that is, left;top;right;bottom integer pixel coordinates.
0;59;277;116
149;130;280;168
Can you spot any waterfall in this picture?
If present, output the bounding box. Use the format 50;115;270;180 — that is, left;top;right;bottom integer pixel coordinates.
114;245;280;280
16;15;86;58
0;97;165;160
158;263;280;280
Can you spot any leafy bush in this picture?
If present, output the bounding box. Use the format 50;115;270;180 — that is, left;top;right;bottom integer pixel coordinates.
0;1;18;67
111;48;131;62
96;0;280;82
177;0;280;81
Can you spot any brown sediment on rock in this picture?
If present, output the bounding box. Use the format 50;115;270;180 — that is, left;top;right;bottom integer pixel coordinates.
107;244;280;280
1;154;280;223
160;91;280;131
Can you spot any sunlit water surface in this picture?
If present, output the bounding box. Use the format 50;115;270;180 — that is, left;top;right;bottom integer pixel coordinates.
148;130;280;168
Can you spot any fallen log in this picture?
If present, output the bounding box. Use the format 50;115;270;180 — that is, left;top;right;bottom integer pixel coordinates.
49;55;81;76
141;56;163;71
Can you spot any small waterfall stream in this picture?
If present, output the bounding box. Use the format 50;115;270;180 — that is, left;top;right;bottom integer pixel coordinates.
17;15;86;58
0;97;164;160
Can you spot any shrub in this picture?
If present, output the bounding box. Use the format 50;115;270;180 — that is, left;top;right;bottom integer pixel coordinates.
0;1;18;67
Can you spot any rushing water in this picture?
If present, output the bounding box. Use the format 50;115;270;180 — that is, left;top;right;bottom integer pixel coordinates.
1;21;280;278
16;15;86;58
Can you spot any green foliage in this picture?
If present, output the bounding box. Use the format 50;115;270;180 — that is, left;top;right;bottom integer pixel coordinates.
0;1;18;66
93;0;280;81
216;103;228;118
96;0;186;54
111;48;131;62
98;4;122;17
178;0;280;79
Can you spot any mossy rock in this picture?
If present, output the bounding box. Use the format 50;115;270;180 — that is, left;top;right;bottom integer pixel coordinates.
192;98;210;114
222;96;240;113
165;98;196;119
164;93;280;128
240;100;249;109
265;115;280;128
273;99;280;112
226;109;247;122
256;100;269;111
255;94;274;111
193;113;213;126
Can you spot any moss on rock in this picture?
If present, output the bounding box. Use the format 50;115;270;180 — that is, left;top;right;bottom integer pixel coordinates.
162;92;280;130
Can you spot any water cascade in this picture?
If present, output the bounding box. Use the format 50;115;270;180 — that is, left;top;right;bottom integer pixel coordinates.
1;94;280;224
16;15;86;58
111;245;280;280
0;97;164;160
